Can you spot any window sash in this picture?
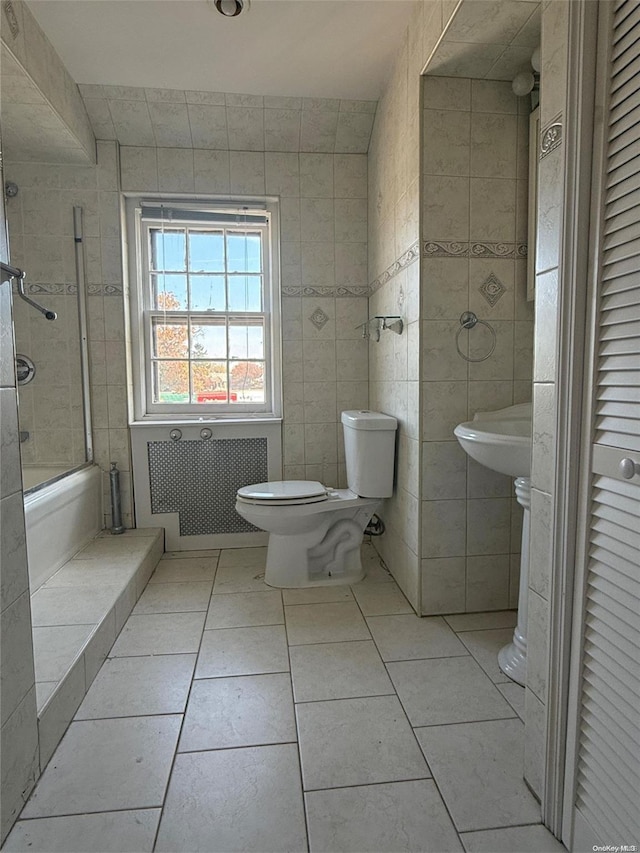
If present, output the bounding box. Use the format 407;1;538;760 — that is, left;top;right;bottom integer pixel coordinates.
139;213;274;415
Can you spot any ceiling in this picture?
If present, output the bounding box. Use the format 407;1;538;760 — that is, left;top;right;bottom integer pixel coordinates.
426;0;540;80
26;0;417;101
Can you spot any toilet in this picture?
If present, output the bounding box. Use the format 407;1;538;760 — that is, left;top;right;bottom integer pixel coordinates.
235;410;398;588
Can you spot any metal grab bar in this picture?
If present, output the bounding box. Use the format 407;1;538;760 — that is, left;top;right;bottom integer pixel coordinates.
0;262;57;320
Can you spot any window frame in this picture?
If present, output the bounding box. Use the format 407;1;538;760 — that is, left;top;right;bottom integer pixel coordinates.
125;195;282;422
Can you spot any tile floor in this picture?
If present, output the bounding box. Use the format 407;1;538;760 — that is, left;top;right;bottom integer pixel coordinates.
4;544;566;853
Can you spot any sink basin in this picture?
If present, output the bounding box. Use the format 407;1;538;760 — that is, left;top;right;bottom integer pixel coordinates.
454;403;532;478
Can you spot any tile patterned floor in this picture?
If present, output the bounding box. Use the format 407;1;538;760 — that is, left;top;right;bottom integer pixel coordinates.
4;544;566;853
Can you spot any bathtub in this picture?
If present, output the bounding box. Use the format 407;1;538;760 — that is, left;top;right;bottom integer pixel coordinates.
24;464;103;592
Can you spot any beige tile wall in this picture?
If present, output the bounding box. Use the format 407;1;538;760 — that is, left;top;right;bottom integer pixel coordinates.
0;165;39;844
120;145;370;490
5;143;130;526
367;0;459;612
1;0;94;161
7;127;370;528
420;75;534;616
524;0;570;801
80;87;377;155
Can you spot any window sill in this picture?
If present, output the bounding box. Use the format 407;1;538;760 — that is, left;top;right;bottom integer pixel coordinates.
129;416;283;428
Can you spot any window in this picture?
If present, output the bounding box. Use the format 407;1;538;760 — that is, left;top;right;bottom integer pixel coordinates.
127;199;281;419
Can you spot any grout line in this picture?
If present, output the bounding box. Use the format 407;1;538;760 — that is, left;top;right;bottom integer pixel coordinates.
411;714;519;730
459;821;546;834
303;773;433;795
176;739;299;756
356;587;473;844
294;691;397;706
16;805;164;823
381;652;472;664
149;575;213;852
283;589;312;853
202;621;285;630
286;636;372;648
192;668;290;680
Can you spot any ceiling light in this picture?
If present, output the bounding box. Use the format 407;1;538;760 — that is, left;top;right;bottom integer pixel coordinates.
512;71;535;97
531;46;541;73
214;0;245;16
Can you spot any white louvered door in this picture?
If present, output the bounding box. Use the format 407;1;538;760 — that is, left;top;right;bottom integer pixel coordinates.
571;1;640;847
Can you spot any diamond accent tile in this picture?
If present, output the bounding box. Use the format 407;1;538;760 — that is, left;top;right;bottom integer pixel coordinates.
478;273;505;307
308;306;329;329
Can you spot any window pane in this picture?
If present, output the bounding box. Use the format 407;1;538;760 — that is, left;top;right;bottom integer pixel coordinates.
191;318;227;359
153;360;189;403
189;275;226;312
150;229;186;271
229;319;264;360
152;274;188;310
192;361;229;403
152;317;188;358
230;361;265;404
227;275;262;312
189;231;225;272
226;232;261;273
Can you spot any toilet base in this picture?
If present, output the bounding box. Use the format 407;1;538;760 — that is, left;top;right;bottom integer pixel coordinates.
263;504;375;588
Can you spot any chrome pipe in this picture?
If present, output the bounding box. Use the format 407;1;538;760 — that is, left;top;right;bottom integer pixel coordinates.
109;462;125;534
73;206;94;463
0;261;57;320
0;260;23;281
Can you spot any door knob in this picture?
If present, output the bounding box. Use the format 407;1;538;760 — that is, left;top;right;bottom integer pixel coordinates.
619;458;640;479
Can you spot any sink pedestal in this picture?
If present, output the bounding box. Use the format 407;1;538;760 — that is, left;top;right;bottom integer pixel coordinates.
498;476;530;686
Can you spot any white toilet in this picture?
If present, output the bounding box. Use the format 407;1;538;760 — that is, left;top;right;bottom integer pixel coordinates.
235;410;398;588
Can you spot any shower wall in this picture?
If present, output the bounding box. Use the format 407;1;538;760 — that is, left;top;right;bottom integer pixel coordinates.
5;145;131;525
6;173;87;470
420;76;534;615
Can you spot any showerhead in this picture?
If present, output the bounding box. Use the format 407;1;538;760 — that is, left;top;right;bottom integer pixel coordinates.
4;181;18;199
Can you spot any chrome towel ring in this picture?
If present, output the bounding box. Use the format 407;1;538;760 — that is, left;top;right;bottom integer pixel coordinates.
455;311;497;363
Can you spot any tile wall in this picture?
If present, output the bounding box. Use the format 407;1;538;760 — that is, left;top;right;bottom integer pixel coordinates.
6;139;370;527
0;155;40;844
79;86;377;155
420;76;534;616
367;0;458;612
524;0;570;801
1;0;94;162
119;146;370;490
5;143;133;527
6;168;94;471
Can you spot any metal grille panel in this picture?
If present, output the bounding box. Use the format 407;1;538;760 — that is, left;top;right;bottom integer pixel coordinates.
148;438;268;535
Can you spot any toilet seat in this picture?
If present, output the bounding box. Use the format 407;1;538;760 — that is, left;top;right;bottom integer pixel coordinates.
236;480;329;507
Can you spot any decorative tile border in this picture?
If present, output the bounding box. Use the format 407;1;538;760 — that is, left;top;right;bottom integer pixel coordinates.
14;282;76;296
282;285;369;297
422;241;527;259
89;284;124;296
423;241;468;258
14;282;124;296
368;240;420;295
471;242;527;259
540;114;563;159
3;1;20;38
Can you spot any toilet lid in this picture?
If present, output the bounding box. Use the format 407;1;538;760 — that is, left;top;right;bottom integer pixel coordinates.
237;480;328;502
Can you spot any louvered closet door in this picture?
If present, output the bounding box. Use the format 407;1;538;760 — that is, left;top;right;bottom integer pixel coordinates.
573;0;640;846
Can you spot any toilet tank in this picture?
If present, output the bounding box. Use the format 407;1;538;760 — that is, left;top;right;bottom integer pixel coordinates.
341;410;398;498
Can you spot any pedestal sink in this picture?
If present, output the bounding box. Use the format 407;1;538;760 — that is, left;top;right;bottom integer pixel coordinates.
454;402;532;686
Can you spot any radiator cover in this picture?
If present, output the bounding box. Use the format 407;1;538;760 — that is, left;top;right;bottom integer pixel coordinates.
147;437;268;536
